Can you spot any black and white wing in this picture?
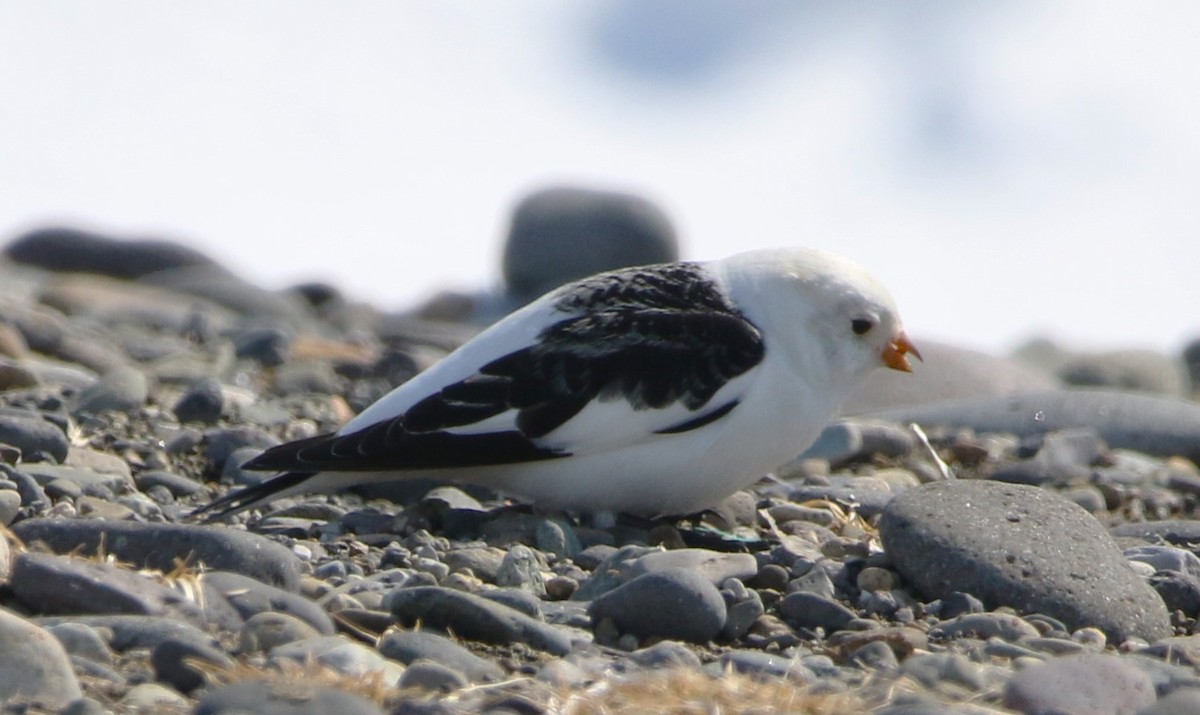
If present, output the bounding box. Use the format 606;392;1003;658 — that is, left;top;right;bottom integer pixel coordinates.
195;262;765;519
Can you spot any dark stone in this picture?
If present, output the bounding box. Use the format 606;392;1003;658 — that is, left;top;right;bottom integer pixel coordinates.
881;480;1171;643
588;570;726;644
377;630;503;683
501;185;678;304
9;552;211;627
133;470;205;497
778;591;858;634
12;519;302;590
388;586;572;655
33;615;216;652
151;638;234;694
5;227;217;279
173;377;225;424
202;571;334;634
0;413;69;463
1150;571;1200;615
875;389;1200;463
232;326;292;367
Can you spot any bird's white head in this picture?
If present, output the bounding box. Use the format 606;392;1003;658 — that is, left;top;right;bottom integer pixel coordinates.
717;247;920;388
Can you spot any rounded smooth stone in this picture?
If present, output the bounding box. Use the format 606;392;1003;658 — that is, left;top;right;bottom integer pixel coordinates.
12;518;302;590
0;413;69;463
238;612;323;654
397;660;469;692
70;365;149;415
875;389;1200;463
45;622;113;665
152;638;235;694
195;679;386;715
588;570;727;644
173;377;225;424
1058;349;1187;395
617;548;758;587
0;607;83;707
377;630;503;683
4;227;217;278
1003;653;1155;715
501;185;678;305
778;592;857;634
841;341;1060;415
880;480;1171;643
0;488;20;526
269;635;404;681
1140;688;1200;715
388;586;572;655
203;570;334;634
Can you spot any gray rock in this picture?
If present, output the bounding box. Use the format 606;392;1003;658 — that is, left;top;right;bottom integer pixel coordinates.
875;389;1200;463
778;591;857;634
849;640;900;670
238;611;323;653
121;682;189;710
1058;349;1187;395
0;488;20;525
270;635;404;681
142;264;309;322
12;519;302;590
233;326;292;367
617;548;758;587
133;470;205;497
1112;520;1200;548
9;552;210;626
714;650;813;682
388;586;572;655
479;587;543;619
194;679;386;715
70;365;148;415
203;570;334;634
1003;652;1155;715
45;622;114;665
204;425;281;471
58;697;108;715
571;544;657;601
377;630;503;683
841;341;1060;415
1140;688;1200;715
151;637;234;694
397;660;468;692
621;640;702;670
1126;545;1200;578
0;607;82;707
881;480;1171;643
901;652;986;692
495;544;546;596
5;226;218;279
0;413;69;463
33;614;216;652
21;463;129;493
588;570;727;644
501;185;678;306
1154;569;1200;617
173;377;225;424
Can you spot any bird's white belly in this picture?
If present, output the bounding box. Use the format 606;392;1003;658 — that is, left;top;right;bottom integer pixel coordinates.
450;365;836;516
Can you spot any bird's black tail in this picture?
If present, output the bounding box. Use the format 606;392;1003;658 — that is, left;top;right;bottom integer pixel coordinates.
189;471;316;523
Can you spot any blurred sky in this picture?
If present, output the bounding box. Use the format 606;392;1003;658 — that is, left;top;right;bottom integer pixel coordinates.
2;1;1198;354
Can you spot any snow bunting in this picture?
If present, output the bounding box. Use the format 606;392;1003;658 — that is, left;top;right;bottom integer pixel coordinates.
195;247;919;520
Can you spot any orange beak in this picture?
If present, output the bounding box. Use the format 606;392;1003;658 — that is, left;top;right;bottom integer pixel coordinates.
882;331;922;372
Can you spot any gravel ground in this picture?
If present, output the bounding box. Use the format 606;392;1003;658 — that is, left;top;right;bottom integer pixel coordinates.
1;234;1200;715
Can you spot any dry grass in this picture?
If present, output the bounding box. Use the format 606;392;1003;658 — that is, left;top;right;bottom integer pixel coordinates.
551;667;866;715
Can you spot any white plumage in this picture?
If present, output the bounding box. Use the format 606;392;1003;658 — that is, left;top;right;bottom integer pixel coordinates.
196;247;918;520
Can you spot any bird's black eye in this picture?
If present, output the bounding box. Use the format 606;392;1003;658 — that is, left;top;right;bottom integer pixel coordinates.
851;318;875;336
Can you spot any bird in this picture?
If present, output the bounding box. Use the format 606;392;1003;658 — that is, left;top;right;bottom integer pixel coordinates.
194;247;919;522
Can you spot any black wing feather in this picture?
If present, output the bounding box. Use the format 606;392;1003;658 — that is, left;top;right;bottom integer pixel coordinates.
242;261;764;474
